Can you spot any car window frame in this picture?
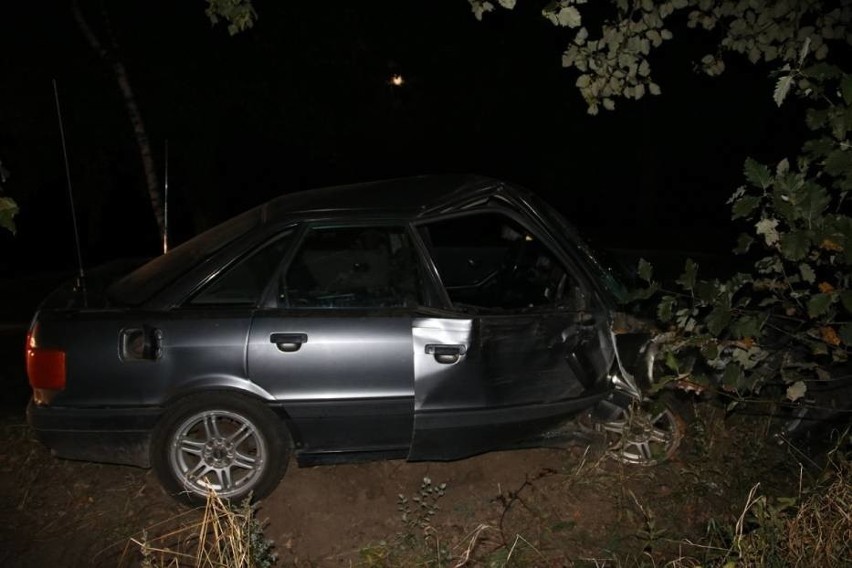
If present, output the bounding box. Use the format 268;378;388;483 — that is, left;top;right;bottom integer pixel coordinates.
263;220;439;313
412;206;601;315
177;228;298;309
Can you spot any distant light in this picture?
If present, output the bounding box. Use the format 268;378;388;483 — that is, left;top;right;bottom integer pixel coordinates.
389;74;404;87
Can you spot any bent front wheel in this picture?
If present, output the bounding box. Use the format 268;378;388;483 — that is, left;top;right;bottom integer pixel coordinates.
594;399;684;466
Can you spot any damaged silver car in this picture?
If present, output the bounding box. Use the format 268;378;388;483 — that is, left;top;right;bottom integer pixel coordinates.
26;174;682;503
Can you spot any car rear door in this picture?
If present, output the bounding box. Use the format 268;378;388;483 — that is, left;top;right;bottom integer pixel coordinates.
408;210;615;460
247;223;423;457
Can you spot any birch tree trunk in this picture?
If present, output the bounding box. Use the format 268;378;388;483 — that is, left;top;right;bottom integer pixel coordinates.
71;0;165;239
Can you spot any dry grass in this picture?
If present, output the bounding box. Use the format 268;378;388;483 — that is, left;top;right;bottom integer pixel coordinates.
666;454;852;568
124;489;275;568
746;457;851;567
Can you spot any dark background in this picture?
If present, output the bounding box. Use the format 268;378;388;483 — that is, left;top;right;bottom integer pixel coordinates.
0;0;806;278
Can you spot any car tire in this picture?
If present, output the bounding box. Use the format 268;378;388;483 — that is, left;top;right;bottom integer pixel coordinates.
151;392;291;504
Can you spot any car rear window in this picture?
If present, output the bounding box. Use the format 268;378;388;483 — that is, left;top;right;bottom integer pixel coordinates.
107;206;263;306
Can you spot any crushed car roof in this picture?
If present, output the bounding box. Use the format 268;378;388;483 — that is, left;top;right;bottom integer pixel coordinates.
257;174;504;220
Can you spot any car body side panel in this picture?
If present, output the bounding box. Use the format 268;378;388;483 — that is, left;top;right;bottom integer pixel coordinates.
409;312;614;460
36;309;255;407
247;312;415;453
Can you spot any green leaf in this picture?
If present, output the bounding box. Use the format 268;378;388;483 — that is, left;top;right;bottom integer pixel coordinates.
695;280;719;303
799;183;831;220
730;314;763;339
701;343;719;360
774;171;805;195
206;0;257;34
770;192;797;224
744;158;772;189
638;258;653;283
805;108;828;130
732;195;761;219
664;350;679;372
801;63;843;81
706;307;732;336
544;5;581;27
733;233;754;254
657;295;676;322
755;256;783;274
723;364;743;388
840;323;852;346
803;137;835;160
842;74;852;106
797;35;811;63
732;346;768;370
825;149;852;177
799;263;816;284
779;231;811;261
677;258;698;291
756;217;780;246
626;282;659;302
773;75;793;107
806;293;833;318
0;197;18;235
728;272;752;293
840;290;852;314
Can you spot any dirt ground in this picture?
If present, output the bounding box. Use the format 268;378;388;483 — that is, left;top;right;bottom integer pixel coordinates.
0;399;811;568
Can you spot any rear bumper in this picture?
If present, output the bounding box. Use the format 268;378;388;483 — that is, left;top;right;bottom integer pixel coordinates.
26;400;162;468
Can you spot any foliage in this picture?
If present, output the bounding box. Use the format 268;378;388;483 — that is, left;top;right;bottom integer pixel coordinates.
397;476;447;534
0;159;16;235
630;62;851;405
470;0;851;410
471;0;852;114
205;0;257;35
0;197;17;235
359;477;451;567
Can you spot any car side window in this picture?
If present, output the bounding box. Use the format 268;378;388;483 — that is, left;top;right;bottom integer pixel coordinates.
188;233;292;306
420;212;587;312
280;226;421;309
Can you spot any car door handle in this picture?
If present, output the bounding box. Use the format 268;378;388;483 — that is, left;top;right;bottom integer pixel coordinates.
270;333;308;353
425;344;466;364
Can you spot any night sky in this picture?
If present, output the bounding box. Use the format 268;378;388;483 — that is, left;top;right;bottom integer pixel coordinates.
1;0;806;275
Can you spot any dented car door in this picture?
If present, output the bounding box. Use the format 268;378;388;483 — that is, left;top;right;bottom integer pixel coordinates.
409;209;614;460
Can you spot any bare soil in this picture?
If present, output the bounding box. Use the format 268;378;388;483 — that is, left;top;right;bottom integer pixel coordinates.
0;401;807;567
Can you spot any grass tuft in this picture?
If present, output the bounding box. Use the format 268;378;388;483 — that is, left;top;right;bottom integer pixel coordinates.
126;488;276;568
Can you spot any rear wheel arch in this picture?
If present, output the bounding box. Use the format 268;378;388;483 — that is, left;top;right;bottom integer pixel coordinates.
158;387;305;448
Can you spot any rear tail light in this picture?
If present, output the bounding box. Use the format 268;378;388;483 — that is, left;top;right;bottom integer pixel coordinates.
26;325;66;403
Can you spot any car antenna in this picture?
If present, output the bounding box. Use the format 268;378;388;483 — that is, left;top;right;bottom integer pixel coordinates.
53;79;87;306
162;139;169;254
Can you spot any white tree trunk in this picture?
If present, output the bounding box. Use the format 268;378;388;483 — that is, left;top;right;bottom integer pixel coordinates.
71;0;165;239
